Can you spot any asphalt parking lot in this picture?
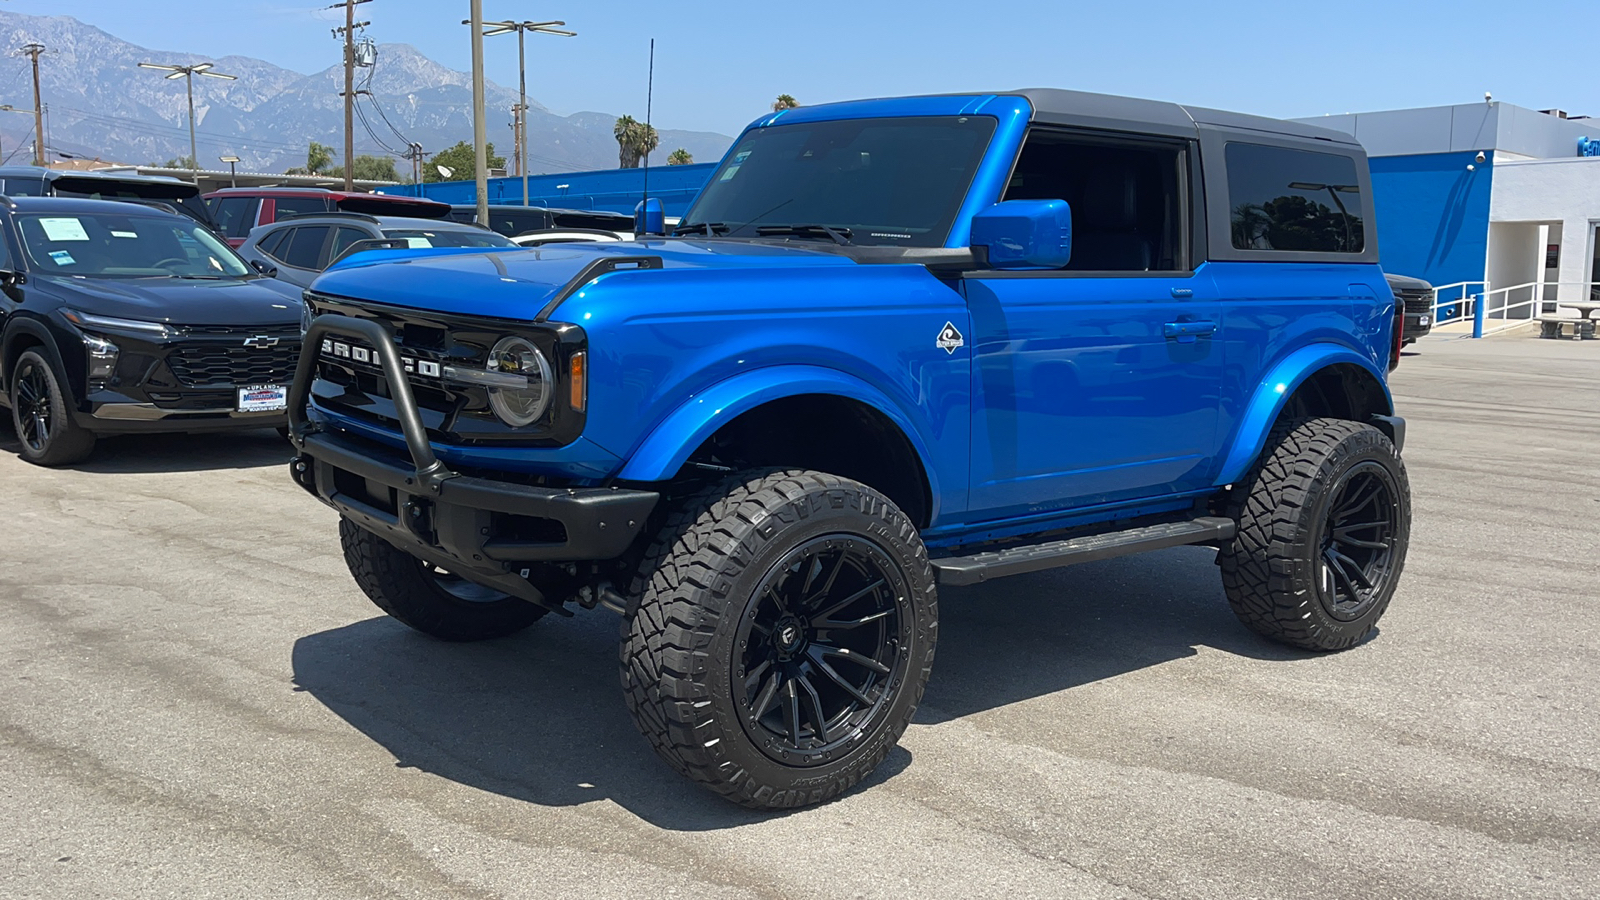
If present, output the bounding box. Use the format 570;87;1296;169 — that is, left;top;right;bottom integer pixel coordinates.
2;333;1597;900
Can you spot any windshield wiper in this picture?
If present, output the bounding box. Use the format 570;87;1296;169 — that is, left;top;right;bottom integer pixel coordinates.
754;224;854;246
171;274;228;280
672;222;731;237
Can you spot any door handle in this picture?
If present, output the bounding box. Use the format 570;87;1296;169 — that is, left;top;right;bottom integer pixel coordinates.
1163;321;1217;344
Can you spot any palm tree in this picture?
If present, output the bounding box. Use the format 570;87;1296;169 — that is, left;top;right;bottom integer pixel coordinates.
613;116;661;169
614;115;639;168
772;94;799;112
667;148;693;166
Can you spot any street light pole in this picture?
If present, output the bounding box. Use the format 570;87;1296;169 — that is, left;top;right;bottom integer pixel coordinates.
469;0;488;226
477;20;577;208
139;62;237;184
220;155;240;188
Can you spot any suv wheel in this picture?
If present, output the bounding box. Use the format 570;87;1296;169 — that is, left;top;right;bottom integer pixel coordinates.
339;519;549;641
621;469;937;809
10;349;95;466
1219;417;1410;651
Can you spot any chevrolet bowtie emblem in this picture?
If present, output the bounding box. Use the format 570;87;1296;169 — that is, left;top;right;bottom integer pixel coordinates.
243;335;280;349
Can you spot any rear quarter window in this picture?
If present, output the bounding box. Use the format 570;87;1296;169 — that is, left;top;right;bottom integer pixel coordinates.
1225;143;1366;253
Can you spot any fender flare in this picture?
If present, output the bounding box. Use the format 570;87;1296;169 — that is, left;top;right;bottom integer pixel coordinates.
1;317;70;397
1214;343;1393;487
616;364;941;506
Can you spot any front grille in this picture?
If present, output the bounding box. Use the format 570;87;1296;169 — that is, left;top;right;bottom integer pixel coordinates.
1398;289;1433;314
167;342;301;387
179;323;301;338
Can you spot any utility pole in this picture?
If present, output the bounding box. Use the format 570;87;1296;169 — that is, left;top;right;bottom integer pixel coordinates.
329;0;371;191
479;20;575;207
20;43;45;167
510;104;522;178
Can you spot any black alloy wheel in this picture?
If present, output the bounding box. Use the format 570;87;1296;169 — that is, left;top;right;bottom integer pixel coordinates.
13;360;53;453
1317;463;1401;622
733;535;910;766
1218;416;1411;652
622;469;938;809
9;349;95;466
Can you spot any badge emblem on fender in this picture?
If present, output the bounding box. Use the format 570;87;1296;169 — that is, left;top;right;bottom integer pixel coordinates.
935;321;964;354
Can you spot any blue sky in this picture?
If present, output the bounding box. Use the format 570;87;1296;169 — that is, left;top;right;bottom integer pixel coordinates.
10;0;1599;137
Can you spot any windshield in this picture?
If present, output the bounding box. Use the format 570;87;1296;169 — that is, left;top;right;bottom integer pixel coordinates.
381;228;516;249
18;211;253;278
681;115;997;247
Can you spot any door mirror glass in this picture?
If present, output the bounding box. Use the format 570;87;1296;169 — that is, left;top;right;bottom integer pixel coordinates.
971;199;1072;269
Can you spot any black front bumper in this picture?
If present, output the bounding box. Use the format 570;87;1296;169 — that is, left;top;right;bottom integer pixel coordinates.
287;315;657;594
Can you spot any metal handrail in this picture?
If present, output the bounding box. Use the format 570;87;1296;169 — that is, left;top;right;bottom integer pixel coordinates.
1425;280;1597;338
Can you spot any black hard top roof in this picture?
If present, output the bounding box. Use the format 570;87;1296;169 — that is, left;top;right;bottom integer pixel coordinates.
1013;88;1359;145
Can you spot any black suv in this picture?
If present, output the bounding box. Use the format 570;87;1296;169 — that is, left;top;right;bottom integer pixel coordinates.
446;204;632;238
0;166;219;231
0;196;304;465
1385;272;1435;345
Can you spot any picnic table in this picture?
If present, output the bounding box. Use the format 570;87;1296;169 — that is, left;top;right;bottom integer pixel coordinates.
1538;301;1599;339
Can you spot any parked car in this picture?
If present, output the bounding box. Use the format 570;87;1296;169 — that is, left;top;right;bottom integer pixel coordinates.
447;204;634;239
0;165;218;231
288;88;1412;809
236;212;519;289
1385;272;1434;344
202;187;452;247
0;196;303;465
510;228;624;248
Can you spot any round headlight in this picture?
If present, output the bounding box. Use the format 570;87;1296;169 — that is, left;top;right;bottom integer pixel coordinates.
486;335;552;427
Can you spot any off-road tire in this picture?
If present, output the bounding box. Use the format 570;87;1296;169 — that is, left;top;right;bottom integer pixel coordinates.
1219;417;1410;651
621;469;938;809
10;349;95;466
339;518;548;641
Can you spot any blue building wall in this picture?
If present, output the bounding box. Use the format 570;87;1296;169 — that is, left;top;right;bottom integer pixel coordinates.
384;162;719;217
1368;151;1493;288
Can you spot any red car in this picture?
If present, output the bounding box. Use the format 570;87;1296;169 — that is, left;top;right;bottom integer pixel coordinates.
202;187;450;247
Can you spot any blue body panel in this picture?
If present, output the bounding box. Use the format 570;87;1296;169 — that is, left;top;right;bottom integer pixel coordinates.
304;91;1401;549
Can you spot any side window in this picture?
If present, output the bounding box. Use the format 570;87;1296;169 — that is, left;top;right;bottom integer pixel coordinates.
1225;143;1365;253
257;227;291;261
1003;130;1186;271
214;197;259;239
280;225;331;270
330;226;371;260
273;196;330;220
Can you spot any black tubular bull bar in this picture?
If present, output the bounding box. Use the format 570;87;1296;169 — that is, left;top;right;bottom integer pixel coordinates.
287;314;659;607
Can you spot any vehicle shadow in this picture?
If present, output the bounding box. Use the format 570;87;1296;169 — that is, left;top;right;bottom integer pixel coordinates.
0;418;291;473
291;545;1311;830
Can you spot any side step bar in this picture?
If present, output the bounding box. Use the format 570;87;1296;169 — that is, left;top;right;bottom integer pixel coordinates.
931;516;1237;586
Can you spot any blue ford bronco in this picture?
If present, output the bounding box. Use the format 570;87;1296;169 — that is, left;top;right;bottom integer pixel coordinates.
287;89;1411;809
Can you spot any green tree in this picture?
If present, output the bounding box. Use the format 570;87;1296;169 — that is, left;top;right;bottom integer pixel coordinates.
326;154;401;183
424;141;505;182
612;115;659;169
772;94;799;111
162;155;198;169
667;148;693;166
285;140;335;175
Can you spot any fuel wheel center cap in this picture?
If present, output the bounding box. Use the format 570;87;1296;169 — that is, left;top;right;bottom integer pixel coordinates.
773;616;806;658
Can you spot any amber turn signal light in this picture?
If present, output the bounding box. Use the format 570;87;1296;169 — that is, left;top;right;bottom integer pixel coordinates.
569;351;587;413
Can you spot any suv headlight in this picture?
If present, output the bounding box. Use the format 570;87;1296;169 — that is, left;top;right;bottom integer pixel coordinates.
486;336;553;426
83;334;119;382
442;335;553;427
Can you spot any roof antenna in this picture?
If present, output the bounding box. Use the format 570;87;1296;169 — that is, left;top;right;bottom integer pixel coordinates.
642;37;654;208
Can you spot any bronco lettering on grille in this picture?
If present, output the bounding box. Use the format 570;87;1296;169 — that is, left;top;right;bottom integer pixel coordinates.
320;339;442;378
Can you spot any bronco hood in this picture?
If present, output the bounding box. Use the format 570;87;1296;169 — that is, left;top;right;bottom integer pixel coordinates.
308;240;857;321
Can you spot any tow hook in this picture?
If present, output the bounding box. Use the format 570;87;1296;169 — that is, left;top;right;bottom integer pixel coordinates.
575;581;629;615
289;456;315;493
401;498;435;541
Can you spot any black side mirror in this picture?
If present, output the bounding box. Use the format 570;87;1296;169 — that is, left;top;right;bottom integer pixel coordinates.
250;259;278;278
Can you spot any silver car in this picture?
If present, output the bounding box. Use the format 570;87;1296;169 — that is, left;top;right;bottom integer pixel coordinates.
236;212;517;288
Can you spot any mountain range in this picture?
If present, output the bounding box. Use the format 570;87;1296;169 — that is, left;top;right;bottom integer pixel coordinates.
0;10;734;178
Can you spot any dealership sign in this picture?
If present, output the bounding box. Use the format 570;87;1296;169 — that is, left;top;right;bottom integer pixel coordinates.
1580;136;1600;157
